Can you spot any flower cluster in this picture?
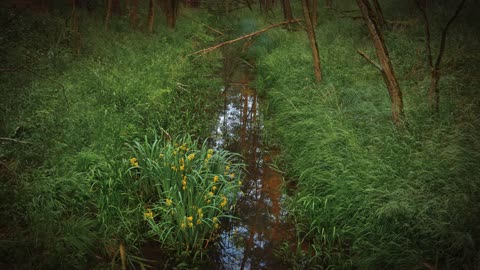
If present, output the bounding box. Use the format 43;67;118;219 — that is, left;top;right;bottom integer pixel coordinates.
130;157;139;167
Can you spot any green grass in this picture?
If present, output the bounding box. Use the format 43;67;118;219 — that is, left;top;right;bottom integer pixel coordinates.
0;5;239;268
250;2;480;269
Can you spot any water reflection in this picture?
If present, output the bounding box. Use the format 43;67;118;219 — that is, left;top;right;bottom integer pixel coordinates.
211;73;293;269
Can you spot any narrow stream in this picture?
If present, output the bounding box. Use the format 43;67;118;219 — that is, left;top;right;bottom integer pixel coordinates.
210;57;294;269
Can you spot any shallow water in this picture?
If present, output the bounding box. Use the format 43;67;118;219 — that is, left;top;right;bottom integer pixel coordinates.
210;63;294;270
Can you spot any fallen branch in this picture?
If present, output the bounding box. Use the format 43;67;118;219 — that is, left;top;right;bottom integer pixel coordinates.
0;137;32;144
357;49;382;72
190;19;301;56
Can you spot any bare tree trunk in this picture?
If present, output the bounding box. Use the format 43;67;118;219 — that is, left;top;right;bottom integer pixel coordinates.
416;0;466;113
148;0;155;33
130;0;138;28
281;0;293;22
370;0;385;28
105;0;112;30
356;0;404;126
311;0;318;26
301;0;322;82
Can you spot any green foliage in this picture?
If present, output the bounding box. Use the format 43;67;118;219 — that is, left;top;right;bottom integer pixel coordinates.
127;136;243;251
251;2;480;269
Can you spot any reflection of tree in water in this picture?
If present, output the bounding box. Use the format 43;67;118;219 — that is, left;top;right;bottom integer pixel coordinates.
211;65;293;269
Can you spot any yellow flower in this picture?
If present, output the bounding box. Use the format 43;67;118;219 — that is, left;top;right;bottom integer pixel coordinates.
159;154;164;158
229;173;235;179
238;181;242;185
220;196;227;208
197;208;202;214
179;165;185;171
208;191;214;197
181;222;186;229
214;223;220;229
188;222;193;228
182;186;186;191
130;157;139;167
171;166;177;171
225;165;230;171
212;217;218;223
213;175;219;183
199;213;204;218
144;209;153;219
212;186;217;191
187;153;195;161
207;153;212;159
165;198;172;207
173;150;177;155
187;216;193;222
196;219;202;225
207;199;211;204
208;149;214;154
179;157;184;164
182;180;187;186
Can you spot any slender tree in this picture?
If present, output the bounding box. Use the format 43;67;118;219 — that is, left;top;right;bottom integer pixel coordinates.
370;0;386;28
301;0;322;82
311;0;318;26
356;0;404;126
130;0;138;28
148;0;155;32
415;0;466;113
105;0;112;30
281;0;293;22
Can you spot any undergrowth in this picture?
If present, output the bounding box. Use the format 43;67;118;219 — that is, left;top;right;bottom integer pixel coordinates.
252;1;480;269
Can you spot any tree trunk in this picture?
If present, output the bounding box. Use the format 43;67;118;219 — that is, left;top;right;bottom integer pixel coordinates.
105;0;112;30
130;0;138;28
311;0;318;26
281;0;293;22
370;0;386;28
148;0;155;33
429;69;440;113
356;0;404;126
301;0;322;83
325;0;332;8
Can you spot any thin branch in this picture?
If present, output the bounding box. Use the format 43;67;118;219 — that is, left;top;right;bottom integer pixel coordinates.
0;62;33;72
435;0;466;69
189;19;301;56
181;14;224;35
357;50;382;72
415;0;433;68
0;137;32;144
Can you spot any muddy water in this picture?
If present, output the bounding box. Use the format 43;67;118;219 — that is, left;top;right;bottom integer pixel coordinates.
210;61;294;270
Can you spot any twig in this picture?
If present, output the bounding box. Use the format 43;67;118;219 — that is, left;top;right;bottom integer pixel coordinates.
189;19;301;56
0;137;32;144
0;62;33;72
357;50;382;72
181;14;224;35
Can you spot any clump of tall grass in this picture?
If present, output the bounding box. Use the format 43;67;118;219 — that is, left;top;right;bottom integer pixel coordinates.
252;4;480;269
91;135;244;266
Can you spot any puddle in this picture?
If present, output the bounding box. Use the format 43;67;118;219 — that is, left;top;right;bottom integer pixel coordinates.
210;58;294;269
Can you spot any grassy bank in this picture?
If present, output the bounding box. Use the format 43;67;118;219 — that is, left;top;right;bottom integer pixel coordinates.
252;2;480;269
0;5;243;268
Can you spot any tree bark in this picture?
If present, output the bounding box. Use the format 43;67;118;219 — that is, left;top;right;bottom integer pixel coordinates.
281;0;293;22
311;0;318;26
105;0;112;30
416;0;466;113
301;0;322;82
130;0;138;28
148;0;155;33
356;0;404;126
370;0;385;28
